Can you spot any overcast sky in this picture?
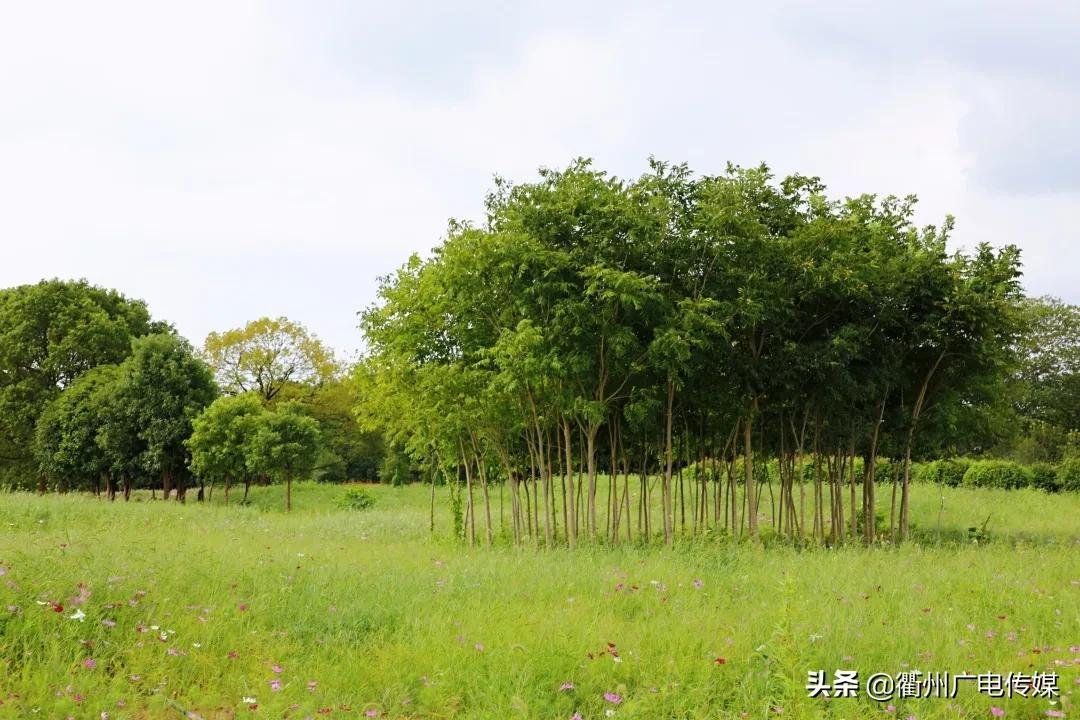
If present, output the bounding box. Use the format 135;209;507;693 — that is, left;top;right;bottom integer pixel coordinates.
2;1;1077;359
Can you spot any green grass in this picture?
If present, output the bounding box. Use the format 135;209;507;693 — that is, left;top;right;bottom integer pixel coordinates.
0;482;1077;719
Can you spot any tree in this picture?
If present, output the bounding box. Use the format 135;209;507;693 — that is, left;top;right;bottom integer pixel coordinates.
0;279;156;487
246;402;321;511
187;393;265;503
34;365;122;495
203;317;338;401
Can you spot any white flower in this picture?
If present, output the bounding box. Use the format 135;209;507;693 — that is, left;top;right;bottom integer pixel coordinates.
150;625;160;630
606;710;616;717
192;642;202;649
68;608;86;622
613;656;623;663
242;697;257;704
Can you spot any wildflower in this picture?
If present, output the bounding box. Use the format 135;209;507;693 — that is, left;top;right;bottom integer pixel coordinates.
474;643;484;652
606;711;616;717
83;658;96;669
307;680;317;691
991;708;1005;717
102;619;116;628
693;579;703;589
365;711;379;718
885;705;896;713
269;679;282;692
228;651;240;659
238;603;249;612
571;714;583;720
559;682;575;692
604;692;622;704
7;605;17;613
192;643;201;649
69;608;86;621
715;657;727;665
1046;712;1064;719
242;697;257;704
0;565;7;576
272;665;283;674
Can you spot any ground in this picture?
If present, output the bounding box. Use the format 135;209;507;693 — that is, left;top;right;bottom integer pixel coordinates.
0;482;1077;719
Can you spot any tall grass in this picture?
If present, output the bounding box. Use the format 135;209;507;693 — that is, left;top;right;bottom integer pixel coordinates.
0;483;1076;719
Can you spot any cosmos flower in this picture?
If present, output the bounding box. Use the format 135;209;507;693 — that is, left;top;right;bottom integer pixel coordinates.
83;658;96;669
990;708;1005;717
270;679;282;692
559;682;575;692
604;692;622;704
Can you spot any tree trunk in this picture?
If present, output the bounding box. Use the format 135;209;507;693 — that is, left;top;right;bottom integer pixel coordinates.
744;404;758;540
662;377;675;546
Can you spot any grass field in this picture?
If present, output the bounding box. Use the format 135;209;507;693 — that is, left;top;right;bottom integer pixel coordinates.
0;482;1077;719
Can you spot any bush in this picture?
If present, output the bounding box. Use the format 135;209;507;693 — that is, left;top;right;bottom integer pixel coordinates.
337;486;376;510
1030;463;1060;493
918;459;970;487
1058;458;1080;493
962;460;1033;490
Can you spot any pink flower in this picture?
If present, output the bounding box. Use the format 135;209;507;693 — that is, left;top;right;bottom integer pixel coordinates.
238;603;249;612
571;714;583;720
885;705;896;713
269;679;282;692
1046;712;1064;719
272;664;283;674
83;658;96;669
365;711;379;718
990;708;1005;717
604;692;622;704
228;651;240;660
559;682;575;692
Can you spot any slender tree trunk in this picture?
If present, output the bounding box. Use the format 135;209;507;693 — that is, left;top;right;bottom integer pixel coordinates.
744;402;758;540
562;420;577;548
901;351;946;540
662;377;675;546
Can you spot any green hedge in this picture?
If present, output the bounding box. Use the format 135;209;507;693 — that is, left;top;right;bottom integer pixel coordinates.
918;459;970;487
962;460;1033;490
1059;458;1080;493
1030;463;1060;493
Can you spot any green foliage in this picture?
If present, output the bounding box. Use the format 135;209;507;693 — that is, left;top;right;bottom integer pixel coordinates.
1058;458;1080;493
186;393;265;490
1029;462;1060;492
917;458;971;487
962;460;1033;490
203;316;338;401
337;485;376;510
0;279;157;485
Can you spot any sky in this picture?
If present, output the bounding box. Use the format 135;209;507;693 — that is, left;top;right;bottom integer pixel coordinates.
2;1;1077;360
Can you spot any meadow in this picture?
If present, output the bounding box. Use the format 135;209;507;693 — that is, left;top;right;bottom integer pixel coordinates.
0;482;1077;720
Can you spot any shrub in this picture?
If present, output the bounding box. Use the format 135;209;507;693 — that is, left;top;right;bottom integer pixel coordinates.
337;486;376;510
919;459;970;487
1030;463;1059;493
962;460;1033;490
1058;458;1080;493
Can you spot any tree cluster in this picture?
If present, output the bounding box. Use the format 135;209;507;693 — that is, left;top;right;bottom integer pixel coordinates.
358;159;1024;547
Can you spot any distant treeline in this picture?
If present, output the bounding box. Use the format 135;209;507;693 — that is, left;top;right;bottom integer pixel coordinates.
0;281;384;507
